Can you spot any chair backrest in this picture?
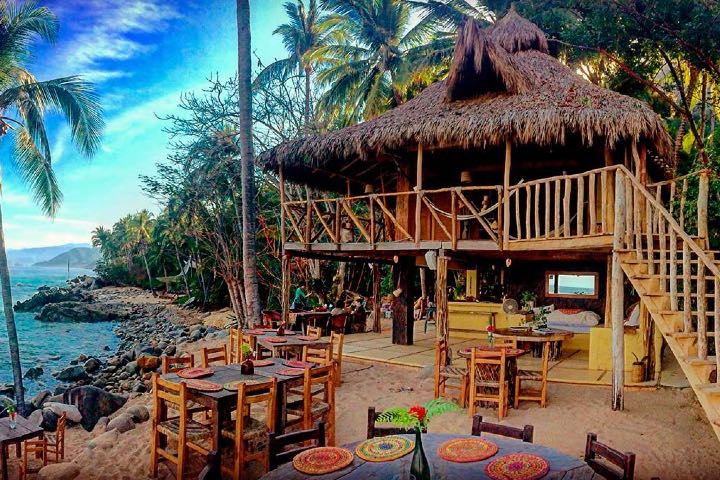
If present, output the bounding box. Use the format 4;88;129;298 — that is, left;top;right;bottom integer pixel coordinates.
584;433;636;480
269;422;325;469
201;345;228;367
235;378;277;443
306;326;323;339
495;338;518;349
229;328;254;363
55;413;67;446
435;339;450;369
330;332;344;361
302;344;333;366
152;374;189;436
471;415;533;442
300;365;334;420
471;347;506;383
162;354;194;374
367;406;427;439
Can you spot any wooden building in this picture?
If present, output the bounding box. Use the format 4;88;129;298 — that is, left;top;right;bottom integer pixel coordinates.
259;8;720;440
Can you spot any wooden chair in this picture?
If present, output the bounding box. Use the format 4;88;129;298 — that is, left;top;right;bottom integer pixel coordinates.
150;374;213;479
584;433;636;480
367;407;427;439
221;378;277;480
286;366;336;446
330;332;344;386
201;345;228;367
45;413;66;462
468;347;509;420
302;344;333;366
434;339;469;407
269;422;325;470
306;325;323;339
495;338;518;348
162;354;194;374
515;340;550;408
19;437;47;480
229;328;254;364
471;415;533;443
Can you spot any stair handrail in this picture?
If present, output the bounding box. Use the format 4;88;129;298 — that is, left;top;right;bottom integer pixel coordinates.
616;165;720;278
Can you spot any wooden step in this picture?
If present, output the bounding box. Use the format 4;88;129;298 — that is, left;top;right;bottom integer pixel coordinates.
683;356;717;366
660;310;717;317
697;383;720;395
670;332;716;339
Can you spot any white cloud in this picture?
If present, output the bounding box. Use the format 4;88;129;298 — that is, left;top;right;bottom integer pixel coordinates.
1;192;31;206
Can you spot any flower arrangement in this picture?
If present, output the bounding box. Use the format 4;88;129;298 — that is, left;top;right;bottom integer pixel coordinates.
375;398;461;431
487;323;496;347
2;399;17;429
240;343;254;361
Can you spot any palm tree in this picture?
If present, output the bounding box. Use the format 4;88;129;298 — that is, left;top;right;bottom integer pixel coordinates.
130;210;156;296
236;0;262;326
91;226;113;260
254;1;338;132
0;1;103;414
315;0;450;123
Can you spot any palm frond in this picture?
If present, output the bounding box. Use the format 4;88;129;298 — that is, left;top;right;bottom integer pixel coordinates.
11;127;61;217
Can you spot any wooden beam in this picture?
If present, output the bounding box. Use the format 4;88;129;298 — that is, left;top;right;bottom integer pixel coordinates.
391;257;416;345
436;254;449;341
281;253;291;326
698;169;709;249
604;146;615;230
611;171;626;411
279;162;286;248
502;140;512;248
372;263;382;333
415;144;423;246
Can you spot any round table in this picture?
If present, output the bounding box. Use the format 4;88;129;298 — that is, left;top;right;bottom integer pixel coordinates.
260;433;595;479
493;328;574;360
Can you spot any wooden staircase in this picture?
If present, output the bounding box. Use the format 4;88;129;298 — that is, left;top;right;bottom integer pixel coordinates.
613;167;720;441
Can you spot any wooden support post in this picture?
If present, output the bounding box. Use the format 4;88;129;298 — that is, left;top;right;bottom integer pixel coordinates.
305;187;312;244
502;140;512;248
604;146;615;230
611;171;626;411
415;144;423;246
396;164;411;242
372;263;381;333
697;265;707;359
638;143;647;185
435;254;449;341
604;256;612;327
698;169;709;249
391;257;415;345
279;162;286;247
281;253;291;326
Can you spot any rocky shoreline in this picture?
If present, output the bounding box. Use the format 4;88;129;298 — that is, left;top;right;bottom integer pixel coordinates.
2;276;226;434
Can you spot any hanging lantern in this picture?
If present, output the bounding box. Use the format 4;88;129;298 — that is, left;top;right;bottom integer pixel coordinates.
460;170;472;185
364;184;375;194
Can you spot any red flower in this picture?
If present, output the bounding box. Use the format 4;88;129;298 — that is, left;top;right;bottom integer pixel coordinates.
409;405;426;422
486;325;495;333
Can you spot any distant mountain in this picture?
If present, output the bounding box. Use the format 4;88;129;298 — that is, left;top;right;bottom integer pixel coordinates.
7;243;91;267
33;247;100;269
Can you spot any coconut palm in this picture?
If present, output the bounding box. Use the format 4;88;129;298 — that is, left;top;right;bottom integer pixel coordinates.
129;210;156;296
0;1;104;414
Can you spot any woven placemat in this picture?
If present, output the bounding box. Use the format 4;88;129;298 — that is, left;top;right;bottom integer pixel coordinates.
265;337;288;343
183;379;223;392
293;447;354;475
252;359;274;367
223;379;265;391
438;437;498;463
485;453;550;480
276;368;304;376
177;367;213;379
284;360;312;368
355;435;414;462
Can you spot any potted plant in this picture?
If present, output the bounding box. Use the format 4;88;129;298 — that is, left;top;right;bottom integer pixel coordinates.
631;353;648;383
376;399;460;480
240;344;255;375
2;400;16;429
520;290;537;312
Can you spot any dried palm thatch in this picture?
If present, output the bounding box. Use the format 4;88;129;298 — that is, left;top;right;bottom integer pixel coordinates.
259;10;673;189
445;18;529;101
490;4;549;54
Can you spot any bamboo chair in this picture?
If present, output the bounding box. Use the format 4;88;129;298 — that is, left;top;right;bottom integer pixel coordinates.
302;344;333;366
434;339;469;407
229;328;255;364
269;423;325;470
367;407;427;439
201;345;228;367
515;340;550;408
221;378;277;480
472;415;533;443
162;354;194;374
468;347;509;420
306;325;323;339
19;437;47;480
330;332;344;386
45;413;66;463
286;366;336;446
584;433;636;480
150;374;213;479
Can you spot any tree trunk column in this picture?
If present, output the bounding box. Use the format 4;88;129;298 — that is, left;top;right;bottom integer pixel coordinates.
391;257;415;345
281;253;291;327
435;255;449;341
611;171;627;411
372;263;381;333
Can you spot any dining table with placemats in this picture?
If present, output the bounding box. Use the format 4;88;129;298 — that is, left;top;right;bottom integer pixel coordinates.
0;415;44;480
259;433;597;479
245;329;331;359
458;345;527;407
493;327;574;360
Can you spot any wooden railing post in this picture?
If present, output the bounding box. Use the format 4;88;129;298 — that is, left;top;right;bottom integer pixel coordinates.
611;170;627;411
334;198;341;246
281;253;291;326
415;144;424;246
304;187;312;245
435;254;449;341
372;263;381;333
503;140;512;247
279;162;286;248
698;169;710;248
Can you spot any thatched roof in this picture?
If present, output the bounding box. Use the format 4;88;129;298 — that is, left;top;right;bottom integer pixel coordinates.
259;10;673;189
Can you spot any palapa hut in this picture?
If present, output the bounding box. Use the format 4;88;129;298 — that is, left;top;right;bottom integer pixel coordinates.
260;7;720;432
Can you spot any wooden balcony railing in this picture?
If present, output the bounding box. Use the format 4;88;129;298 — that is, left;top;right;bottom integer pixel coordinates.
647;169;709;239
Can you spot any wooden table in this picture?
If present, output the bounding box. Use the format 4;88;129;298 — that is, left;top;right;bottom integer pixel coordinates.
260;433;597;479
288;311;331;332
0;416;43;479
493;328;574;360
457;346;527;406
253;332;330;358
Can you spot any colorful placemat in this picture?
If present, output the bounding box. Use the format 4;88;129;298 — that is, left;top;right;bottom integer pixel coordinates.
182;379;223;392
223;379;264;391
244;329;266;335
265;337;288;343
485;453;550;480
293;447;354;475
177;367;213;379
355;435;414;462
285;360;312;368
437;437;498;463
276;368;305;376
252;359;274;367
460;347;525;357
297;335;318;341
283;331;297;335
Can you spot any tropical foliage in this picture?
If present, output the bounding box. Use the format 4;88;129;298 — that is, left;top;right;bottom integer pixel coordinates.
376;398;461;429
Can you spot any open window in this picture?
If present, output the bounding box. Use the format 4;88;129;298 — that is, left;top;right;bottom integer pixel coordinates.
545;271;599;299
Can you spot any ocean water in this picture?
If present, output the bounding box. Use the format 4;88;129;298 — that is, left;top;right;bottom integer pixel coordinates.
0;266;120;397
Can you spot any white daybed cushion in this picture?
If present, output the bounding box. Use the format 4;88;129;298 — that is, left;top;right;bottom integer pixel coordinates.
546;309;601;327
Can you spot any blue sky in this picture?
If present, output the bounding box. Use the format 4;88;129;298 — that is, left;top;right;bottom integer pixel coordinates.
2;0;289;248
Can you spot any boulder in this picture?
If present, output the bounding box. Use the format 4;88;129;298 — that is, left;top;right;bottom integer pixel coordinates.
55;366;89;383
31;390;51;409
62;386;127;431
87;428;119;449
126;405;150;423
106;413;135;433
136;354;160;371
41;409;59;431
124;361;139;375
44;402;82;423
92;416;109;434
27;409;43;427
24;366;44;379
36;301;128;323
37;462;80;480
83;358;101;373
0;384;14;398
14;286;85;312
